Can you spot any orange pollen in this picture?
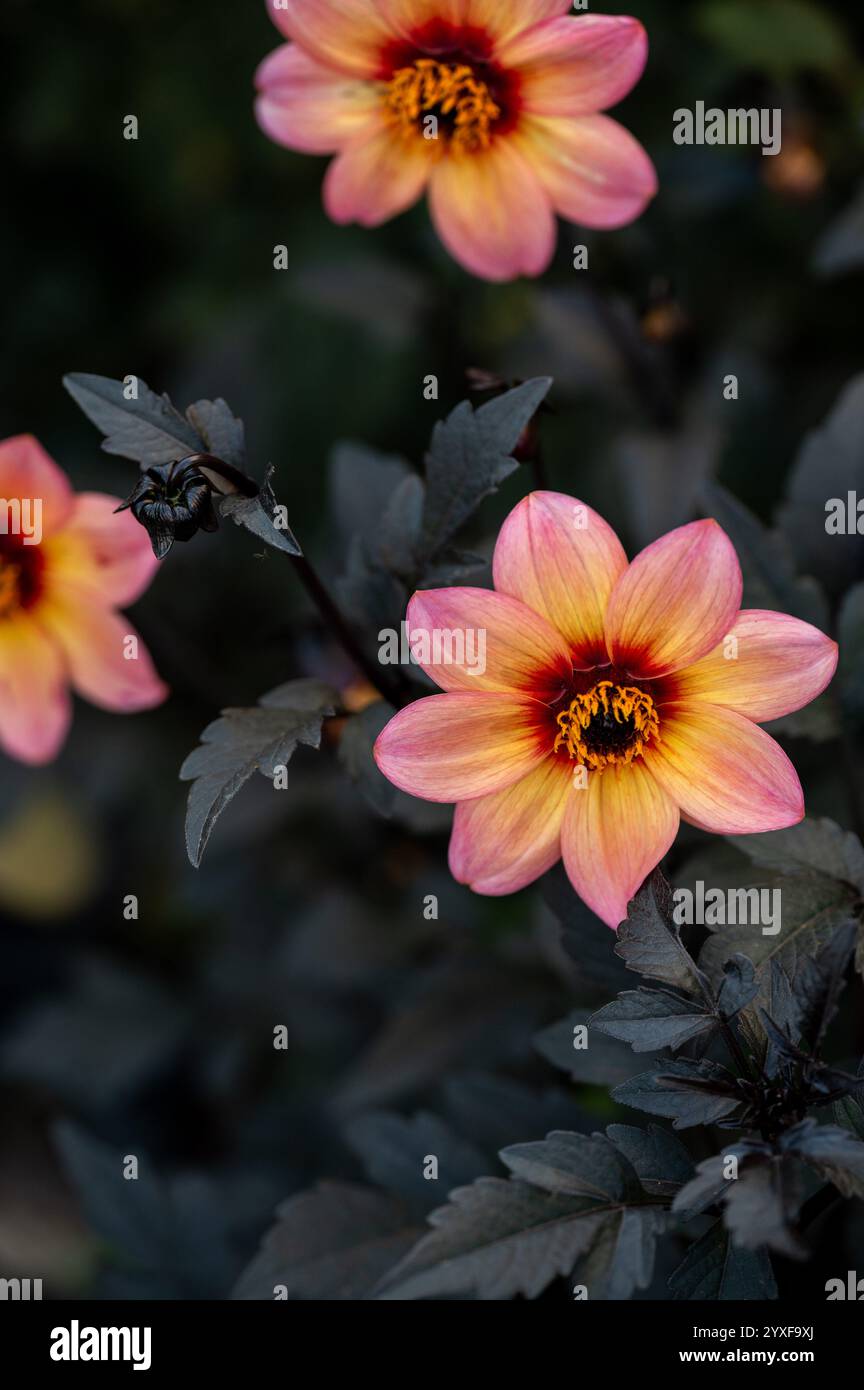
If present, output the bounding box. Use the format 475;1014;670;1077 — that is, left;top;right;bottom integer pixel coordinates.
384;59;501;153
554;681;660;773
0;560;23;620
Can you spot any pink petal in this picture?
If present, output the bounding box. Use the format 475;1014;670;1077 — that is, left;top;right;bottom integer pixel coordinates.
428;137;556;282
324;118;432;226
499;16;648;117
492;490;628;666
514;113;657;229
669;610;838;723
406;587;571;696
38;597;167;713
0;434;74;538
644;702;805;835
561;761;679;929
449;755;570;894
468;0;575;44
0;618;71;765
51;493;161;607
605;520;743;679
373;691;547;802
265;0;393;78
255;44;382;154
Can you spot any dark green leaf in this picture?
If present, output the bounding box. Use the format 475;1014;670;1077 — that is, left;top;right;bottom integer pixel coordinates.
500;1131;643;1202
218;465;301;556
379;1125;668;1301
185;397;246;468
669;1221;777;1300
604;1124;695;1198
232;1183;418;1301
419;379;552;556
541;864;632;997
590;989;714;1052
534;1009;647;1085
179;679;337;867
792;920;857;1050
782;1119;864;1199
716;955;759;1018
778;375;864;597
613;1061;741;1129
729;818;864;892
702;482;829;626
615;871;707;996
63;371;202;465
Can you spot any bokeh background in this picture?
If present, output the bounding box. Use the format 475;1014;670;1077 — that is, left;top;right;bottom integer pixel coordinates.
2;0;863;1299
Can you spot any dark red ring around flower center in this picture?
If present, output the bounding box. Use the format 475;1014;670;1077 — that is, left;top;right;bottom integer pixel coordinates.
380;21;522;134
0;534;45;618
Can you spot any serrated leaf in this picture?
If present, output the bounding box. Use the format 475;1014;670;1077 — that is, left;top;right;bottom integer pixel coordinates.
605;1123;695;1197
698;877;859;985
675;1149;806;1258
702;482;829;627
377;1177;604;1300
782;1119;864;1199
185;398;246;468
590;989;714;1052
179;679;337;867
218;464;301;555
669;1220;777;1300
615;871;707;996
64;372;203;465
731;818;864;893
534;1009;647;1085
419;379;551;556
379;1125;668;1302
54;1121;235;1298
232;1183;418;1301
792;920;857;1051
613;1061;741;1129
500;1131;643;1202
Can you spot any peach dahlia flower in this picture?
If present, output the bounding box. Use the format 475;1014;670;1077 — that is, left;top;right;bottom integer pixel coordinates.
255;1;656;281
0;435;167;766
374;493;838;928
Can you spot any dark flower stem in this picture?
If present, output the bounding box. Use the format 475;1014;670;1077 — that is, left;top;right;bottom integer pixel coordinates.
291;553;410;708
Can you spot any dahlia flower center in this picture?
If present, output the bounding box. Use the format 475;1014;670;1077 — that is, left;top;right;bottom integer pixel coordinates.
385;59;501;153
0;539;42;620
554;681;659;773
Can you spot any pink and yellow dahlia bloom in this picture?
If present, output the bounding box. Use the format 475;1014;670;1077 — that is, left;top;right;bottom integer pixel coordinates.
255;1;656;281
0;435;167;765
374;493;838;928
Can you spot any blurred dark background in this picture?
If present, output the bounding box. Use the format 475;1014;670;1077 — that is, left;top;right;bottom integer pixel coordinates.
1;0;863;1298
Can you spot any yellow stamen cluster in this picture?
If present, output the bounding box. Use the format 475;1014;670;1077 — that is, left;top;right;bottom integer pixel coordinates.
554;681;659;773
385;59;501;154
0;562;22;620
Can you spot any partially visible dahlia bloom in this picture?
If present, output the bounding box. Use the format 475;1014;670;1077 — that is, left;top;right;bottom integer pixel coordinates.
255;1;656;281
0;435;167;765
374;493;838;927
